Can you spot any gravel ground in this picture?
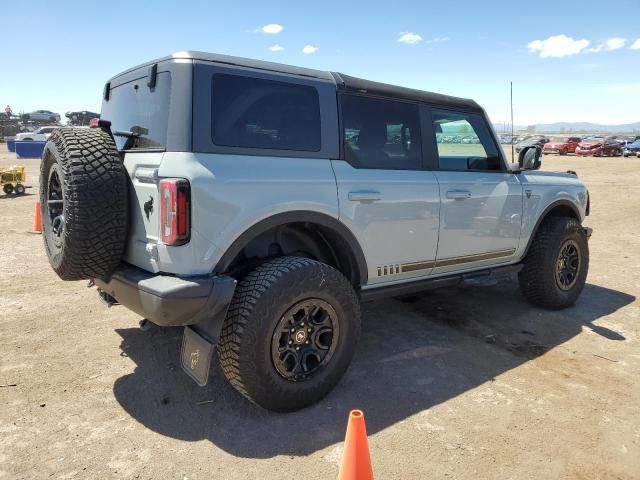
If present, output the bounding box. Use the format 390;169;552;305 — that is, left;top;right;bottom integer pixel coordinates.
1;146;639;479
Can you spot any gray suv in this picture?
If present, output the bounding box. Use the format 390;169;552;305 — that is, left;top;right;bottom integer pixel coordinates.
40;51;591;412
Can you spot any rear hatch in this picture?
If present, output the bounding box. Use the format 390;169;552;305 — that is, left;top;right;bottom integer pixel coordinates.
100;69;173;273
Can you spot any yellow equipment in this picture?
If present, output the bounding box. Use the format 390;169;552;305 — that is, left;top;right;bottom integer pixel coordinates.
1;166;27;195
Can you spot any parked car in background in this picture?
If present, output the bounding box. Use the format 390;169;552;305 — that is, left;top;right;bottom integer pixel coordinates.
65;111;100;126
515;135;548;154
543;136;582;155
575;137;623;157
623;140;640;157
21;110;61;122
15;126;58;141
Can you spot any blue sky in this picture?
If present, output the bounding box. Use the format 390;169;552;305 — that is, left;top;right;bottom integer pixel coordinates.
2;0;639;125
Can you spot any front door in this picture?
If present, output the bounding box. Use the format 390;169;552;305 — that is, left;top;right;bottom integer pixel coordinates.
333;94;440;286
427;108;523;275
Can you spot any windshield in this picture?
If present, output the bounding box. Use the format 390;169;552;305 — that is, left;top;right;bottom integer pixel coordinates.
549;137;569;143
100;72;171;150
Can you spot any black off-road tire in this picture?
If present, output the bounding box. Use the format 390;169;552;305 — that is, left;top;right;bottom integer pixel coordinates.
218;256;361;412
14;184;25;195
518;216;589;310
40;127;128;281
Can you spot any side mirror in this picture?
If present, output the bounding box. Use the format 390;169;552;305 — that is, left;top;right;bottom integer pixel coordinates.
518;145;542;170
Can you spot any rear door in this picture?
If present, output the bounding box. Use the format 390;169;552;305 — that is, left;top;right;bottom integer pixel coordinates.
332;94;440;286
426;108;523;275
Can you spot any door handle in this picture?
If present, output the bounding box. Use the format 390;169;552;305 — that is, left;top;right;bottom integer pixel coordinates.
446;190;472;200
348;191;382;202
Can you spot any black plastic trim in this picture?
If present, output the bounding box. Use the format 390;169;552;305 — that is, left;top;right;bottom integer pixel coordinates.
214;211;368;285
521;200;583;258
93;265;236;330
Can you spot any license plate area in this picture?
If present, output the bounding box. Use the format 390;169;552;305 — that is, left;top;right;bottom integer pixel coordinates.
180;326;214;386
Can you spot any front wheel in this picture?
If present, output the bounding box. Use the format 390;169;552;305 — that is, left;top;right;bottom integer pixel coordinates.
14;184;25;195
218;256;361;412
519;217;589;309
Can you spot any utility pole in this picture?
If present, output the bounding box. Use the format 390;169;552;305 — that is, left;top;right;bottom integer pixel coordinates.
510;81;515;161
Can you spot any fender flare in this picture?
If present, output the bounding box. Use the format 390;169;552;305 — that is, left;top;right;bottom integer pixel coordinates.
522;199;582;258
214;210;368;285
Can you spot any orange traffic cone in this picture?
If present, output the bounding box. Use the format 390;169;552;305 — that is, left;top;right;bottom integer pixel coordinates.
33;201;42;234
338;410;374;480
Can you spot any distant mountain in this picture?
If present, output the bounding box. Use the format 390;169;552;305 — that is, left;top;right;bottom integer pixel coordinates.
494;122;640;134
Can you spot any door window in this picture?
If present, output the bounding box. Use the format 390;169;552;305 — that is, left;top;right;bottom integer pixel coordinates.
340;95;422;170
431;109;502;171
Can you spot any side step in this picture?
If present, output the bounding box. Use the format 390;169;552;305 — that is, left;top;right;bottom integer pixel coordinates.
359;263;523;301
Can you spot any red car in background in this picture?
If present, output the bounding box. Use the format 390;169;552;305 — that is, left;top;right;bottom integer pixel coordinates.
543;136;581;155
575;137;623;157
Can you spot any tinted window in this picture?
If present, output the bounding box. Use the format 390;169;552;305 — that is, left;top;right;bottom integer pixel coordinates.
431;110;501;171
212;74;320;152
101;72;171;150
340;95;422;169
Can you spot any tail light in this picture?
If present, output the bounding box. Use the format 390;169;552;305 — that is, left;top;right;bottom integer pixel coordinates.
159;178;191;245
89;118;99;128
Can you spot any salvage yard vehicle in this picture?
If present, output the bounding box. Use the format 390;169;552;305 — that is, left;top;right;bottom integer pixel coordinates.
575;137;623;157
21;110;60;122
39;51;592;412
515;135;549;154
543;136;582;155
15;126;58;141
623;140;640;157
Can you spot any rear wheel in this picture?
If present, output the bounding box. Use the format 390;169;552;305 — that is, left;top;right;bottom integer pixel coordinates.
519;217;589;309
218;256;361;412
14;184;25;195
560;148;568;155
3;184;13;195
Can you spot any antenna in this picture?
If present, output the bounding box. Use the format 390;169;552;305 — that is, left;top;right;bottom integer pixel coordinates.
510;81;515;161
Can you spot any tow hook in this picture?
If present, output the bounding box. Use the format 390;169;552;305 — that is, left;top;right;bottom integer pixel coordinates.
97;289;118;308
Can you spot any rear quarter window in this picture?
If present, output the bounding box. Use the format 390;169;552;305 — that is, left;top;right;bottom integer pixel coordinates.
211;73;321;152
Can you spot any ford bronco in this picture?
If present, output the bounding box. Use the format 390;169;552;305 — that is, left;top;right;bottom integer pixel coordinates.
40;51;591;412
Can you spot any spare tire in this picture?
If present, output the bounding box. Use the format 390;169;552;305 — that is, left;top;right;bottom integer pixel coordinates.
40;127;128;281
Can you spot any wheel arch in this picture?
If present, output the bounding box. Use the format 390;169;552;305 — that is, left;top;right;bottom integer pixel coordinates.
522;199;582;258
214;211;368;286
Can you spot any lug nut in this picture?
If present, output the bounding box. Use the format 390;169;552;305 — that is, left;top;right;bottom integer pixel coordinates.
305;340;310;345
295;347;300;351
300;322;305;327
308;328;311;332
290;328;295;332
289;340;293;345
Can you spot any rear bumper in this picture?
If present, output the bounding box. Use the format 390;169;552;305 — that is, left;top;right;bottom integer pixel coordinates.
94;265;237;329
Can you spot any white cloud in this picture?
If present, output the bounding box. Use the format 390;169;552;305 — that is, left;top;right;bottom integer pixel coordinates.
269;44;284;52
587;37;626;53
398;32;423;44
527;34;590;58
629;38;640;50
302;45;319;54
605;37;626;50
255;23;283;34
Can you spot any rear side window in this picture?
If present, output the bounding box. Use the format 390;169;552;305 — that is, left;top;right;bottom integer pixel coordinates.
101;72;171;150
431;109;501;171
340;95;422;169
212;74;321;152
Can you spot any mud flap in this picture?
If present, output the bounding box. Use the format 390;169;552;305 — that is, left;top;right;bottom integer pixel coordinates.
180;326;215;386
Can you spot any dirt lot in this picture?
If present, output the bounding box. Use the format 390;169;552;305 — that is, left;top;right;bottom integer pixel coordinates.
1;146;639;479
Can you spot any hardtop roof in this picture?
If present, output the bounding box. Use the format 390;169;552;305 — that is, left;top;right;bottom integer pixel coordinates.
108;51;482;112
